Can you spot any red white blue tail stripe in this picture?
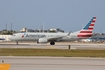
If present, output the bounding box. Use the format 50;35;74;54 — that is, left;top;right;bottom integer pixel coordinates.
77;17;96;38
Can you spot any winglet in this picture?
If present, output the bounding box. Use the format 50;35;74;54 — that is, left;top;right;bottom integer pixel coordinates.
67;31;72;36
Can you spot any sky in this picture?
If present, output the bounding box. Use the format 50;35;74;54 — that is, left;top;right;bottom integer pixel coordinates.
0;0;105;33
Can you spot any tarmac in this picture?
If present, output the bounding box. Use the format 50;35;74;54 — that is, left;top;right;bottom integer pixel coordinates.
0;56;105;70
0;42;105;70
0;42;105;50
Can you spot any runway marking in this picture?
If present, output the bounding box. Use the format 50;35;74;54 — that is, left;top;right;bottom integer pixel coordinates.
10;63;105;66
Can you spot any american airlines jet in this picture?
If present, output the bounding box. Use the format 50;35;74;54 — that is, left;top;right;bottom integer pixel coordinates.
9;17;96;45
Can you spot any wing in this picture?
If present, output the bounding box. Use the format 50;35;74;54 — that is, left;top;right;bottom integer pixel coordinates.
47;31;72;41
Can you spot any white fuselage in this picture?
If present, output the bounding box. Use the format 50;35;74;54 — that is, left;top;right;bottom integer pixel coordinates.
10;32;80;42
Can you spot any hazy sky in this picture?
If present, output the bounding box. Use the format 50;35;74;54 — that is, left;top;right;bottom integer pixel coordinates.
0;0;105;32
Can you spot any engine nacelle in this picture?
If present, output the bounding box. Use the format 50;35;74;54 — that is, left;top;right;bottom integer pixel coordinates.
37;38;48;43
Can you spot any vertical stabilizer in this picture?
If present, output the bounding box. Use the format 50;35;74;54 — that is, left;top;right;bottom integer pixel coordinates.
77;17;96;38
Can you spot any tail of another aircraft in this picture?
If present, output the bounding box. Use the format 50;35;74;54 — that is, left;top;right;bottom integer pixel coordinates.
77;17;96;38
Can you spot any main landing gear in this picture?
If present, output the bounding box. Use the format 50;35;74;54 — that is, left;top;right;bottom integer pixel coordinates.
50;41;55;45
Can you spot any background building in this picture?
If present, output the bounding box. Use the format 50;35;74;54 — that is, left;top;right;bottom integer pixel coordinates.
20;28;64;33
0;35;11;41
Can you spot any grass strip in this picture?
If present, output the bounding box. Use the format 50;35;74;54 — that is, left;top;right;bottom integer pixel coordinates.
0;48;105;57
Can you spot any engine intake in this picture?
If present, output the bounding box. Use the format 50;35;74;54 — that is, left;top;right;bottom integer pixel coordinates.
37;38;48;43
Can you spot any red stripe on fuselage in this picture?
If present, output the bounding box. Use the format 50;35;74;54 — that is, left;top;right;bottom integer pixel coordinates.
80;31;92;33
77;35;92;37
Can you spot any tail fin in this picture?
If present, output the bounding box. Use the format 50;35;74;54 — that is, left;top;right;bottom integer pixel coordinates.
77;17;96;38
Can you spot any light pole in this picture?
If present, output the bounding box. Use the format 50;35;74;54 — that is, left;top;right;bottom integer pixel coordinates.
6;23;7;30
11;23;12;34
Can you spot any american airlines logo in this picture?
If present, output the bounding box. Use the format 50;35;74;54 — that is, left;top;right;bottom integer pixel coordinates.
22;33;26;38
22;33;46;38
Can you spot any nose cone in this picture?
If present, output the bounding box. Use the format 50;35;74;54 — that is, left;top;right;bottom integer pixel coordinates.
9;34;20;41
9;35;16;41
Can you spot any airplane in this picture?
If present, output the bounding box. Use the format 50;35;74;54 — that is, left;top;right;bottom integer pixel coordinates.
9;17;96;45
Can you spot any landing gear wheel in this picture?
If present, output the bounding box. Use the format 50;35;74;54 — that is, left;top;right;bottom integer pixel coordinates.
50;41;55;45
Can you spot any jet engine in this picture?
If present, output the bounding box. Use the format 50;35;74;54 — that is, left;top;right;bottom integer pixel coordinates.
37;38;48;43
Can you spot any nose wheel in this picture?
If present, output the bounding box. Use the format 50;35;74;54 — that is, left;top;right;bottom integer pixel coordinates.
16;41;18;45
